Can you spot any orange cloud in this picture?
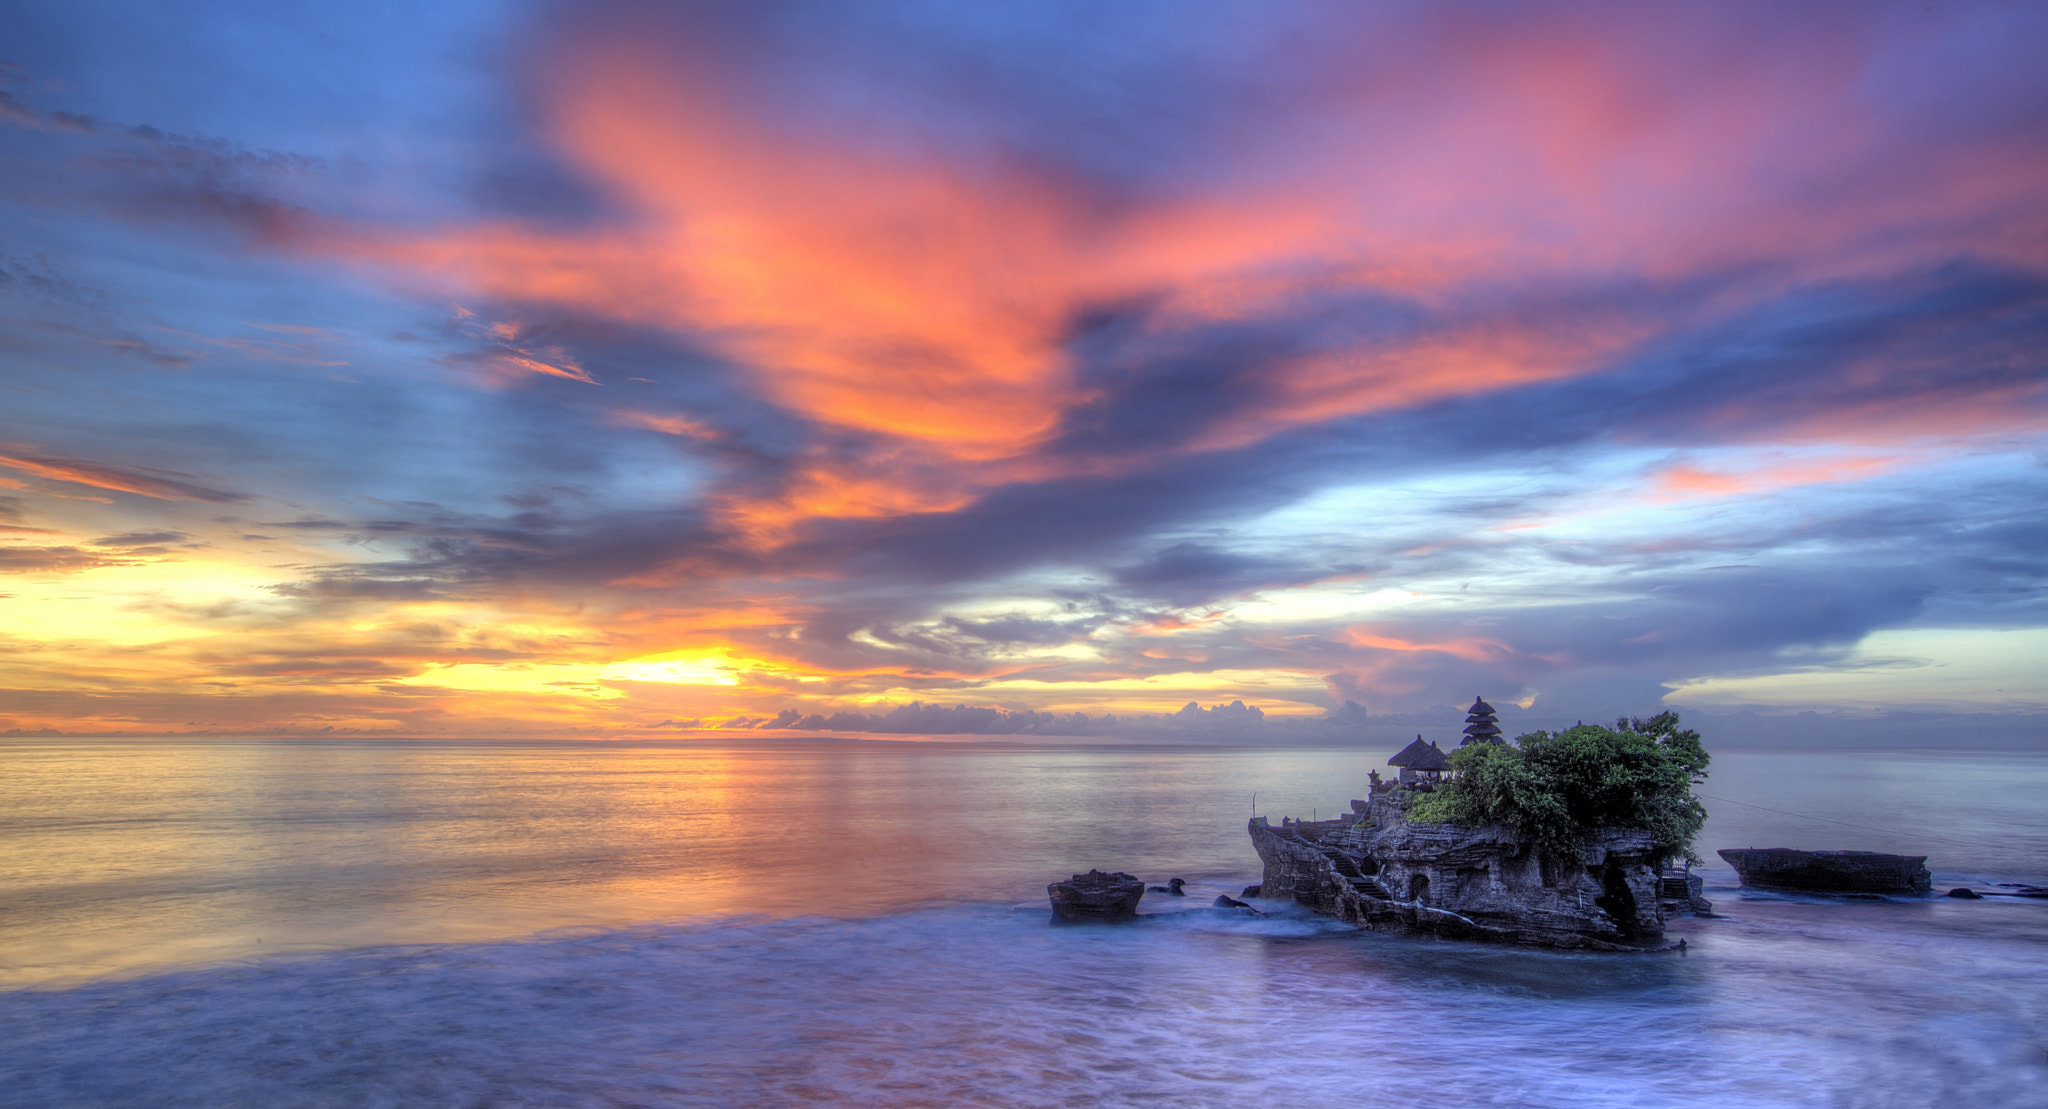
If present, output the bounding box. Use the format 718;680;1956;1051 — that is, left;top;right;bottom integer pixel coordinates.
610;410;723;440
437;307;599;385
283;3;2048;562
1646;453;1904;503
0;456;245;502
1128;611;1229;637
151;326;349;366
495;352;595;384
1343;629;1513;664
324;32;1662;471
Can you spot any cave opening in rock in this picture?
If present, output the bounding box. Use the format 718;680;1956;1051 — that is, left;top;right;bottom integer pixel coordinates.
1595;863;1638;936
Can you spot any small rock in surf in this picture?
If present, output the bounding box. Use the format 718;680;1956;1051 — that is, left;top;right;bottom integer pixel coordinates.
1047;869;1145;923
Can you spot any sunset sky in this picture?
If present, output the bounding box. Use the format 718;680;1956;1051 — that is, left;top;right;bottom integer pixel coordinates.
2;0;2043;739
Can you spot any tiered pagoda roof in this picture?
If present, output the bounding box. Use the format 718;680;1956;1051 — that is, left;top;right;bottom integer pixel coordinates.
1460;696;1504;745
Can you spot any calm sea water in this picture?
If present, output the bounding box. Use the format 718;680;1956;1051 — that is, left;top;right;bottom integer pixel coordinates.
2;739;2045;1107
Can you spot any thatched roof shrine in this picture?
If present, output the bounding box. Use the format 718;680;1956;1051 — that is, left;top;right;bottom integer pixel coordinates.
1389;735;1451;772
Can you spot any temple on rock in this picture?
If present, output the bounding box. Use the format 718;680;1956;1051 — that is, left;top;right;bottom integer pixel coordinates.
1245;716;1712;951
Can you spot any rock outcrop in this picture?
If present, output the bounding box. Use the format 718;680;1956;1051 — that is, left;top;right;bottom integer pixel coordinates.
1249;795;1704;950
1047;869;1146;922
1717;848;1932;894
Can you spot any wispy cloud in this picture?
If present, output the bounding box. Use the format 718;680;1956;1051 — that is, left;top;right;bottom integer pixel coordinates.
0;456;246;503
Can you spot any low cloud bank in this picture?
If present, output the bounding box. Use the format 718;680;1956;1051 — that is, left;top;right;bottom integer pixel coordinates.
723;698;1372;743
713;700;2048;750
1676;709;2048;750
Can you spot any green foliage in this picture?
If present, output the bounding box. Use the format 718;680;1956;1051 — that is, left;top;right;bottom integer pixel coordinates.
1403;710;1711;863
1402;788;1461;825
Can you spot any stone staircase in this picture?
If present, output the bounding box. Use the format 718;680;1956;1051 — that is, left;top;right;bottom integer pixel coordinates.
1321;846;1393;901
1272;826;1392;900
1657;866;1711;917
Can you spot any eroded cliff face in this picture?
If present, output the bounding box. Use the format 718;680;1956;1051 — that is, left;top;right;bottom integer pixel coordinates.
1249;795;1685;950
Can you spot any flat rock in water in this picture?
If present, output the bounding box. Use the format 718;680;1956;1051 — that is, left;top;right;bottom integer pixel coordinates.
1047;869;1146;923
1718;848;1933;895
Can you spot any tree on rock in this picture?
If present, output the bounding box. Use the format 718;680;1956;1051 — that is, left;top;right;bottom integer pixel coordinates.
1405;711;1710;863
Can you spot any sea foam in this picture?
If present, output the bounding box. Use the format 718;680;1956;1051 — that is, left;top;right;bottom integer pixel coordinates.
6;897;2044;1108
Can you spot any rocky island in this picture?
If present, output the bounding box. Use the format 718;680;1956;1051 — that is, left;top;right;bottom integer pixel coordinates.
1249;701;1713;951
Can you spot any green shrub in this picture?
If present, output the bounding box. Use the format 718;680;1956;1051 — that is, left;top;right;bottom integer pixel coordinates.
1403;710;1710;863
1403;789;1461;825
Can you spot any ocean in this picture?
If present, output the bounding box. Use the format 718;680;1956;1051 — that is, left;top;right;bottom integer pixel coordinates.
2;739;2044;1107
